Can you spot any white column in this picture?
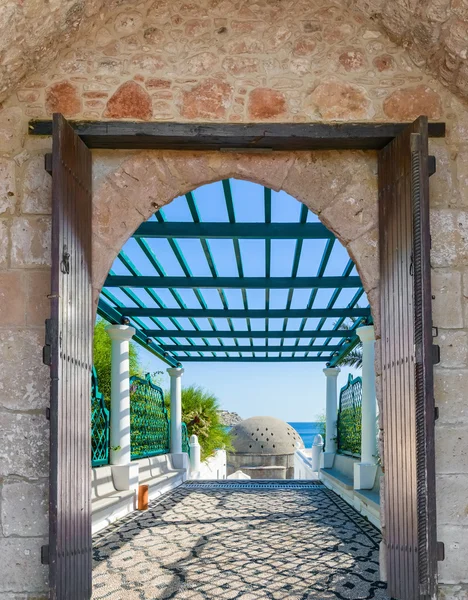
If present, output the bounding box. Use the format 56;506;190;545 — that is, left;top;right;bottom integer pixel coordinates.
106;324;136;466
189;434;201;477
354;325;378;490
167;367;184;454
322;367;340;469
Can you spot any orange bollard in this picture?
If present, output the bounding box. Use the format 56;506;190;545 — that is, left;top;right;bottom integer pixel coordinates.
138;484;149;510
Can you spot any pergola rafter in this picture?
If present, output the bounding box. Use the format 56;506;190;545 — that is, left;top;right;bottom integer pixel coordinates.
100;179;372;365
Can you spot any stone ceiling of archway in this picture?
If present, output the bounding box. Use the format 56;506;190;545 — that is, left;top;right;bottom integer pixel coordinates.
0;0;467;109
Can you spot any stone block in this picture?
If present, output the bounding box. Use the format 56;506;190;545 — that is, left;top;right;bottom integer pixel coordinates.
0;272;26;326
25;270;50;326
435;368;468;424
435;425;468;474
0;158;16;215
1;479;48;536
319;164;378;243
0;329;49;411
432;269;464;329
0;108;25;154
439;583;468;600
367;287;380;339
0;412;49;478
283;151;358;215
10;217;51;268
436;474;468;526
430;209;468;267
179;78;233;119
348;227;379;293
438;330;468;368
426;142;458;208
21;156;52;214
383;85;442;120
232;152;295;192
305;80;374;120
437;524;468;584
0;537;48;593
0;219;9;268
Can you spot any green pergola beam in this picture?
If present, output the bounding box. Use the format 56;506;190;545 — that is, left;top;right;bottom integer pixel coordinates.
144;329;355;339
97;298;180;367
133;222;334;239
119;307;371;319
173;356;331;363
163;344;343;352
105;275;362;289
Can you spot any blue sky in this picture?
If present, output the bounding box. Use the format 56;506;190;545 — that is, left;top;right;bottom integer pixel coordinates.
104;179;364;422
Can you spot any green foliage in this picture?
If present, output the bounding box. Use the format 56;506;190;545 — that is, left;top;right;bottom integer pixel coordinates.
337;406;362;455
166;385;232;462
315;411;326;437
93;318;141;407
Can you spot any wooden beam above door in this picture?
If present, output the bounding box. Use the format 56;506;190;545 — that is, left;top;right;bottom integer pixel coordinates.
28;119;445;150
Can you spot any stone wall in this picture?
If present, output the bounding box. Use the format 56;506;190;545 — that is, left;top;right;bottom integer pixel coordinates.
0;0;468;597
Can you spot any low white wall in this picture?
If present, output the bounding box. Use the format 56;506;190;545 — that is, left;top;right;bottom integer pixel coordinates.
294;448;319;479
192;449;227;480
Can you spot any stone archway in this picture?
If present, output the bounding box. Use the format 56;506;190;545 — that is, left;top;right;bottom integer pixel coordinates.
91;146;383;520
92;150;380;324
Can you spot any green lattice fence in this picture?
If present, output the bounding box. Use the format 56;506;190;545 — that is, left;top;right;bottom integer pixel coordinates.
337;374;362;456
130;374;170;460
91;367;110;467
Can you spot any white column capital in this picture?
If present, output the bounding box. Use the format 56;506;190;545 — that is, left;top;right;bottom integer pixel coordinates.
356;325;375;343
167;367;184;378
323;367;341;378
105;324;136;342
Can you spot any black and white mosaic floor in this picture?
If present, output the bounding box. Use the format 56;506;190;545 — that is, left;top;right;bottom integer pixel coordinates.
93;481;389;599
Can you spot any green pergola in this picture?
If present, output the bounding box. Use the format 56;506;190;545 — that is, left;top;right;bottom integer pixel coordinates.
98;179;371;368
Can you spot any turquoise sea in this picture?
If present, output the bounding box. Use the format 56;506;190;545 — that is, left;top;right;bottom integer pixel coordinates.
287;422;323;448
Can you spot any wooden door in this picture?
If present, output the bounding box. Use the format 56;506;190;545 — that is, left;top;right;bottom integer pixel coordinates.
45;113;93;599
379;116;438;600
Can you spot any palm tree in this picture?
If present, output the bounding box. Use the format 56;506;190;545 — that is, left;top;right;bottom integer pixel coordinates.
334;311;363;369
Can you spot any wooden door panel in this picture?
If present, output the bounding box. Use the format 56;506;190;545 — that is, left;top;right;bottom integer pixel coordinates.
378;116;438;600
46;113;93;600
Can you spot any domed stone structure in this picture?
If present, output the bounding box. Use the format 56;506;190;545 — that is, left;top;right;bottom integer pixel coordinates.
227;416;304;480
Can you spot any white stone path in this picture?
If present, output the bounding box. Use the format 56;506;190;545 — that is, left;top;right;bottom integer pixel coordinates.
93;481;388;600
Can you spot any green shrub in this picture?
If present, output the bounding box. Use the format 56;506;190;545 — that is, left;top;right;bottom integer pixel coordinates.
93;318;141;408
166;385;232;461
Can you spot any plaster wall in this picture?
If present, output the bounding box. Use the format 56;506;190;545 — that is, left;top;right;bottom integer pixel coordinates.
0;1;467;597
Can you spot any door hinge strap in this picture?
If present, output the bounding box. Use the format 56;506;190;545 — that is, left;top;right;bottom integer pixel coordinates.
437;541;445;561
44;153;52;175
41;545;49;565
43;318;52;366
432;344;441;365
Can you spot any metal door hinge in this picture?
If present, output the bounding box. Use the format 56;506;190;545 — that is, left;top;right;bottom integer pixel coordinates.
428;155;436;177
432;326;438;338
43;318;52;366
434;406;439;421
437;541;445;561
43;318;57;366
41;545;49;565
44;153;52;175
45;407;50;420
432;344;441;365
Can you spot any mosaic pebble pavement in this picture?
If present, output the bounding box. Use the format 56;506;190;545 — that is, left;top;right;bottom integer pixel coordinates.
93;481;389;600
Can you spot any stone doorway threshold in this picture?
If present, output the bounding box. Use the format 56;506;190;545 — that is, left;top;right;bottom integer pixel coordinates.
93;481;388;599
